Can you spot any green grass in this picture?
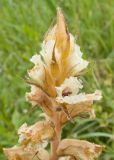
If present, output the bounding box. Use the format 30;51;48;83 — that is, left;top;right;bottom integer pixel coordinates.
0;0;114;159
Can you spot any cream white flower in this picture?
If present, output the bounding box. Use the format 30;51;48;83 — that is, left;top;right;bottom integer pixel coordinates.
86;90;102;101
40;40;55;65
56;77;83;97
29;54;45;88
18;123;29;144
69;44;89;76
56;77;86;104
56;93;86;104
56;77;102;104
30;54;43;65
26;85;38;106
28;65;44;87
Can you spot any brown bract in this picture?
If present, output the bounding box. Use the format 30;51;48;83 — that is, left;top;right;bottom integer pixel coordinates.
45;8;70;59
26;86;55;116
60;101;93;124
57;139;103;160
45;8;71;88
18;121;55;146
3;146;49;160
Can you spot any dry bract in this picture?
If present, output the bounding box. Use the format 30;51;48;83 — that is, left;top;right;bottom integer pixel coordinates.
60;91;102;124
4;146;50;160
60;101;93;124
26;86;54;116
18;121;55;146
57;139;103;160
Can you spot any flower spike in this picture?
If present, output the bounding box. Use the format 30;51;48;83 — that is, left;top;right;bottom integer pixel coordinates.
4;8;103;160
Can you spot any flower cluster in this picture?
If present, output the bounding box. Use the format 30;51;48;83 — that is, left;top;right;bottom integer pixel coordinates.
4;8;103;160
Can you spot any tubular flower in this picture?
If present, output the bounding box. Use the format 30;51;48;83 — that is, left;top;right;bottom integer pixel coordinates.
18;121;55;146
4;8;103;160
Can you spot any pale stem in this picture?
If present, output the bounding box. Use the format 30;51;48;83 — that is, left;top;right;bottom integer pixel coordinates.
50;110;61;160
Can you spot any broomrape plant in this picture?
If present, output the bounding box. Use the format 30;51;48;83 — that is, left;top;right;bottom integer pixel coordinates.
4;8;103;160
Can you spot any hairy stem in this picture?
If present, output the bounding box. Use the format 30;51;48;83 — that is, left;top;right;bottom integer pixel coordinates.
50;111;61;160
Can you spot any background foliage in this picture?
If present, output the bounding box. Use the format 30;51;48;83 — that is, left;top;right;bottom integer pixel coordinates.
0;0;114;159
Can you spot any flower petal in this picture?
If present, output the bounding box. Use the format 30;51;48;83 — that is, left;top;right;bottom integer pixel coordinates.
30;54;43;65
56;77;86;104
28;65;45;87
40;40;55;65
56;76;102;105
68;44;89;76
56;77;83;97
56;93;86;104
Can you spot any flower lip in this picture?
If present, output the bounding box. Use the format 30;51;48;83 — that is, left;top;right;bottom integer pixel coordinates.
62;88;72;97
56;77;84;104
56;77;102;105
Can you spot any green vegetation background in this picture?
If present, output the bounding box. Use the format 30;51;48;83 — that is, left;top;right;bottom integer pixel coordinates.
0;0;114;159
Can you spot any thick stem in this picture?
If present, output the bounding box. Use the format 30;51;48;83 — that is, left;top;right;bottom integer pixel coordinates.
50;111;61;160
